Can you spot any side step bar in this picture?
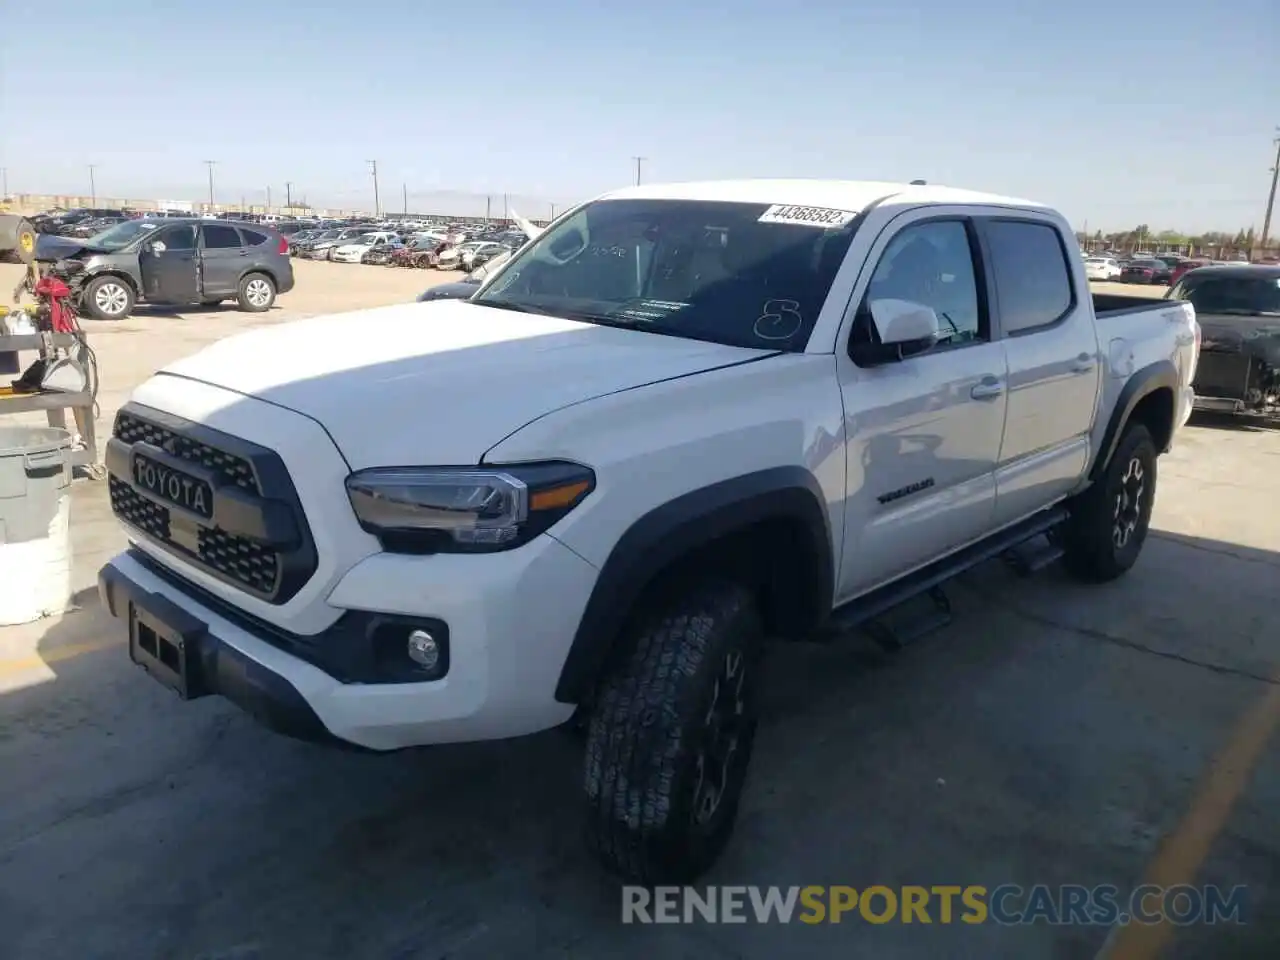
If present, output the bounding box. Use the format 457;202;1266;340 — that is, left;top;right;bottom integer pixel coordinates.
822;505;1069;648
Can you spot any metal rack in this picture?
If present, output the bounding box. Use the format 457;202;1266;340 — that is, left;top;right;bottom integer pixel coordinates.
0;330;102;476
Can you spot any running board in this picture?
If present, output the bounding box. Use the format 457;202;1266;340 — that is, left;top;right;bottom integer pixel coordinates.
821;506;1069;647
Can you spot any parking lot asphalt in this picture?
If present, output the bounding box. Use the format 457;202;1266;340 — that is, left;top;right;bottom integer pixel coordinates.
0;265;1276;959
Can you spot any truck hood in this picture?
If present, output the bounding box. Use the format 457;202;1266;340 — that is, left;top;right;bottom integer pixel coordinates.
160;299;768;466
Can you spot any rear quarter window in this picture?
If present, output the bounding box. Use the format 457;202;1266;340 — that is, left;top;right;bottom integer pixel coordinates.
983;220;1075;334
241;228;269;246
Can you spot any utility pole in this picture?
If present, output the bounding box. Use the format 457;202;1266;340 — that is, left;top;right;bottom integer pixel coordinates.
88;164;98;205
1259;128;1280;258
632;156;646;185
285;181;293;208
503;193;508;222
403;182;407;215
203;160;217;209
486;195;492;222
550;202;556;220
366;160;380;216
266;185;272;211
1;167;7;198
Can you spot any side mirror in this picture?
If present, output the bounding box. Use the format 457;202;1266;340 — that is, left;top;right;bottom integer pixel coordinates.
150;240;167;256
850;298;940;366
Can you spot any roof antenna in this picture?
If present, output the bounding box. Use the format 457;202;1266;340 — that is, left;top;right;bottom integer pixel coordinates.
909;179;927;186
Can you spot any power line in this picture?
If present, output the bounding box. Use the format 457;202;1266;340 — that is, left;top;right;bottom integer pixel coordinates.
203;160;217;207
1259;128;1280;257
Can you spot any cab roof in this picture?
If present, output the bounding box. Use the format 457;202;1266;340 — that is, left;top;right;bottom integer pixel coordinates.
599;178;1048;214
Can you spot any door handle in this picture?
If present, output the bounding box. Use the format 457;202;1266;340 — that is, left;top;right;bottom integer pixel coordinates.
1071;353;1096;374
970;377;1004;401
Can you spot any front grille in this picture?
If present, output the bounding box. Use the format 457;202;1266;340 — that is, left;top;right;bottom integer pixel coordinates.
109;405;316;603
1194;352;1252;400
114;412;258;492
109;478;282;595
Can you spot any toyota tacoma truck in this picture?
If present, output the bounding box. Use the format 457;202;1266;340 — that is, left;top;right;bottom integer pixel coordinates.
98;179;1199;883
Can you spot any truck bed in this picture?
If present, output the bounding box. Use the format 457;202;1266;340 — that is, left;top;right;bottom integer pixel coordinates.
1092;292;1181;318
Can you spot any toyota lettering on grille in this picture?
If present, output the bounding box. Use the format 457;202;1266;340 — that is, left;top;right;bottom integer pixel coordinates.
132;453;214;519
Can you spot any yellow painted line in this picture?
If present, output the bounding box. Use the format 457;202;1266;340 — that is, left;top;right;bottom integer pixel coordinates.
1098;681;1280;960
0;637;122;678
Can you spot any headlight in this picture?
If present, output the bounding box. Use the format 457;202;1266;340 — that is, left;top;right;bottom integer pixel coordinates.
345;461;595;553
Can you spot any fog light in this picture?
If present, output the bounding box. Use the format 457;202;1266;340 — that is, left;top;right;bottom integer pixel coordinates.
406;629;440;670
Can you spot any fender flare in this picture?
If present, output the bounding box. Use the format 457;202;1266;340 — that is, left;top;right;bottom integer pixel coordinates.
554;466;834;704
1089;359;1179;481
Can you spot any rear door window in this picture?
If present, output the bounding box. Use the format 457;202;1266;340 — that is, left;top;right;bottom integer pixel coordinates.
201;224;244;249
982;220;1075;334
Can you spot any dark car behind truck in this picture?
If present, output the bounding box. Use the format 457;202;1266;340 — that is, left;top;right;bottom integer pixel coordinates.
36;218;295;321
1166;264;1280;416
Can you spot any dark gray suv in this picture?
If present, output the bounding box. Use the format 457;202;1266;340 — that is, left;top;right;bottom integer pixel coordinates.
39;218;296;321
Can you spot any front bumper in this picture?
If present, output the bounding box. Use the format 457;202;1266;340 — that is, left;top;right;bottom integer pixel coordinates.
99;527;598;750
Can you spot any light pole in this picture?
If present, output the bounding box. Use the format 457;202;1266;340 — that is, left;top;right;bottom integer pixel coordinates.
267;185;272;211
366;160;380;216
1;167;7;198
203;160;217;209
88;164;98;205
632;156;646;185
285;181;293;208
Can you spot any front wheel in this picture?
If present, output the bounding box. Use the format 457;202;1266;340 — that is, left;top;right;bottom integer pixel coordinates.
237;273;276;312
83;276;135;321
1062;422;1157;582
583;579;763;884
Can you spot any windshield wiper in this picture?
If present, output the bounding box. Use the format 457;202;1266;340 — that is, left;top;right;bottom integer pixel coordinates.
469;298;557;316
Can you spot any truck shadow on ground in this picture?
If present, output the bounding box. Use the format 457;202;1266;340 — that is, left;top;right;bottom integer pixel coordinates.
2;529;1279;959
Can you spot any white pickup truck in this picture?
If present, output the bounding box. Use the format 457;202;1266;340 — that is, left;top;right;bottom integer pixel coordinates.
98;179;1199;883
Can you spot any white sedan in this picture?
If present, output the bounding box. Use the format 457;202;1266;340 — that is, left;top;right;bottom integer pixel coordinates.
331;232;401;263
1084;256;1121;281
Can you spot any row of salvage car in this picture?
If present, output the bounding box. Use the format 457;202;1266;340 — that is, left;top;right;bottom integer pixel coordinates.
290;225;527;271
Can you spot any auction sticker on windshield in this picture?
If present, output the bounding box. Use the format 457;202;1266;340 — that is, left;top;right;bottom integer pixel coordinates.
758;205;858;228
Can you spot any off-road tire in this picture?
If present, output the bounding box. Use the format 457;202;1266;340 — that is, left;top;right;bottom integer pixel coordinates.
584;579;763;884
1062;422;1157;582
237;273;275;312
82;275;135;321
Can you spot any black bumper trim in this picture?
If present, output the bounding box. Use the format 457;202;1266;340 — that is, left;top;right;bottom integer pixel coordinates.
100;562;358;750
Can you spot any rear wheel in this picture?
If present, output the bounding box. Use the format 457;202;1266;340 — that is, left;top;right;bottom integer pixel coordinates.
237;273;275;312
83;276;135;321
583;579;763;883
1062;423;1157;582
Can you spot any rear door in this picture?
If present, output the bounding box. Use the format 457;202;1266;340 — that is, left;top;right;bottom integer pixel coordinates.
140;223;199;302
978;216;1102;526
199;223;248;297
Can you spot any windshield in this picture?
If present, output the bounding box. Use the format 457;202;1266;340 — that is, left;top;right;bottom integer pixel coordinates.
471;198;860;350
1170;275;1280;315
87;219;161;250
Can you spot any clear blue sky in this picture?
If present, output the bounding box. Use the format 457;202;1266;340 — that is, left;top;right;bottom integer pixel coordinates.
1;0;1276;231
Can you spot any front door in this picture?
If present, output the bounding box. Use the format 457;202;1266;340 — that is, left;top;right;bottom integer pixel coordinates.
140;224;199;302
199;223;248;298
835;213;1008;601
